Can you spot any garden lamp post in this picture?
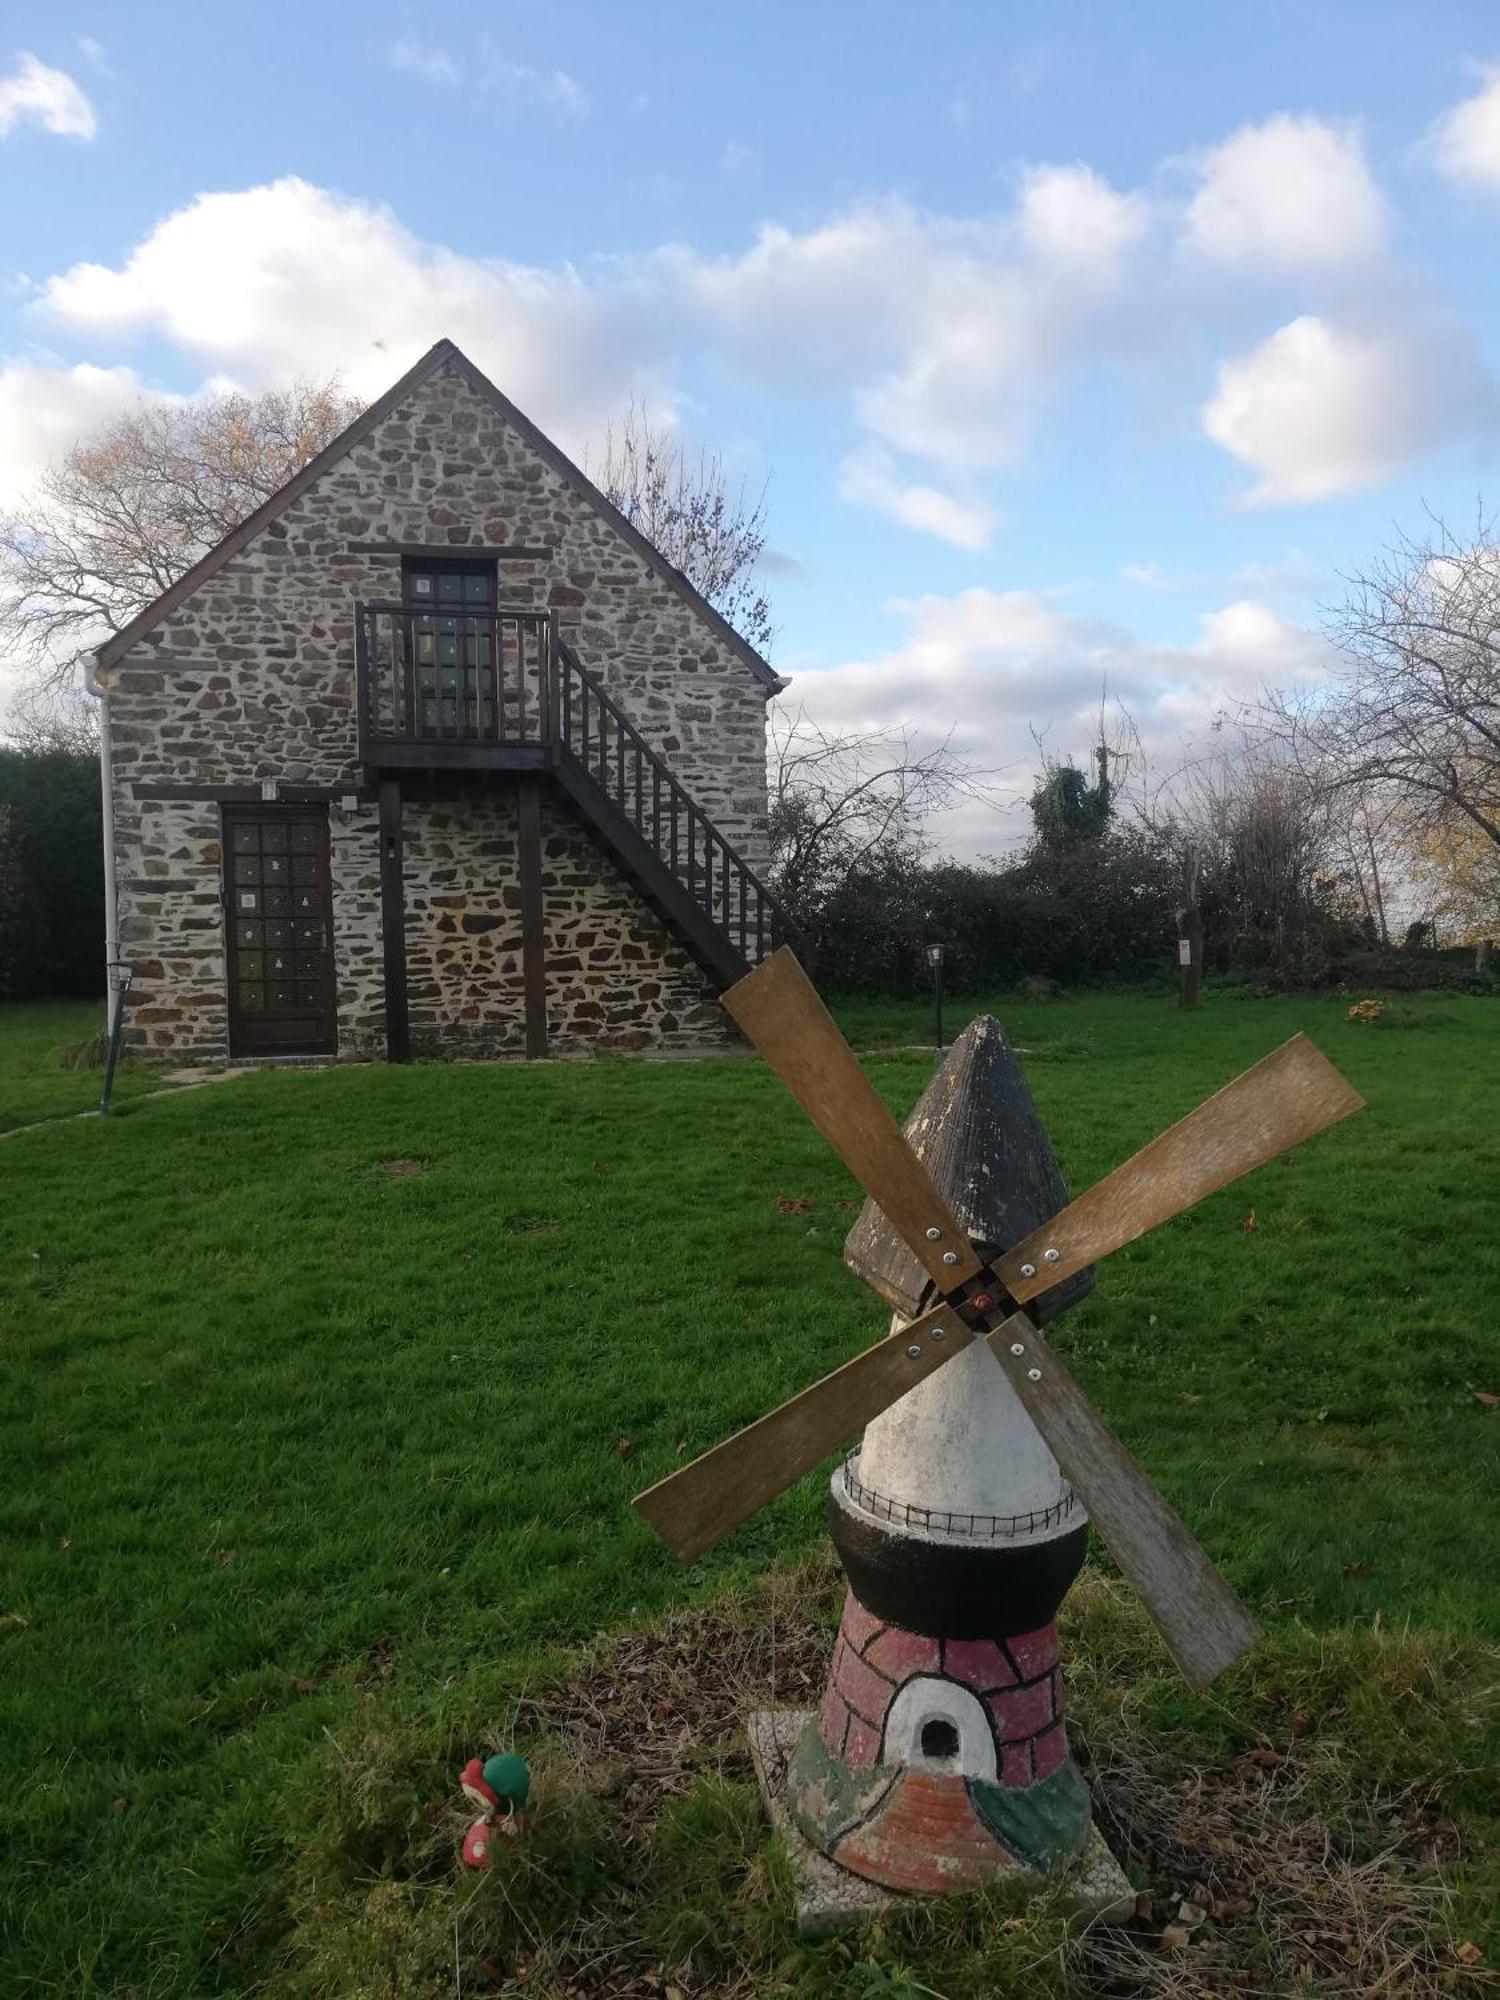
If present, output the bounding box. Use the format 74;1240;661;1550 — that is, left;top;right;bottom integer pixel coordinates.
926;942;945;1054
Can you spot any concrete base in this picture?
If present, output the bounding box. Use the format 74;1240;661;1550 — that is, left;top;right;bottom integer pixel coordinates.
749;1708;1136;1938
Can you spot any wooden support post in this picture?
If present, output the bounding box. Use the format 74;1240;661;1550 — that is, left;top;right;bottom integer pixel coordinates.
379;777;410;1063
518;775;548;1060
1177;842;1203;1012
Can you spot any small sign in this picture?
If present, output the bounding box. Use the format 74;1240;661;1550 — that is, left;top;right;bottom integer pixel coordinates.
260;779;278;802
238;891;257;912
1178;939;1193;967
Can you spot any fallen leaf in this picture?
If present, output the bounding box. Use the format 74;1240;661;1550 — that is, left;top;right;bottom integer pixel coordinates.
1474;1390;1500;1407
592;1159;607;1175
1159;1923;1192;1949
1457;1942;1484;1965
111;1796;128;1813
775;1194;813;1214
1249;1744;1280;1767
1178;1898;1209;1926
1341;1560;1369;1577
216;1548;235;1566
674;1440;687;1456
616;1435;632;1458
1242;1208;1256;1232
292;1676;318;1695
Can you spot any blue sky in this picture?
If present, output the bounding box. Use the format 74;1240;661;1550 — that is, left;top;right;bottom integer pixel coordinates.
5;3;1500;846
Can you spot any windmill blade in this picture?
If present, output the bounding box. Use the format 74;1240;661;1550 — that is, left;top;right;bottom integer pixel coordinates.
638;1304;1258;1687
723;947;984;1291
993;1034;1363;1305
634;1299;975;1562
985;1318;1257;1689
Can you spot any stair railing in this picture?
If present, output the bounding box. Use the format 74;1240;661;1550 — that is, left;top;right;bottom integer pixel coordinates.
552;640;805;968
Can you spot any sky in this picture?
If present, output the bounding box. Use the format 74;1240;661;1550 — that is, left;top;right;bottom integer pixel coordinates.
4;2;1500;852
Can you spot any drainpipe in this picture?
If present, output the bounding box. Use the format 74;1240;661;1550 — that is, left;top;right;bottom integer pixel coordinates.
83;650;125;1040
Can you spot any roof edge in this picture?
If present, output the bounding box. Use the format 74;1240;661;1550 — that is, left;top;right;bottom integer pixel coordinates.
98;337;785;692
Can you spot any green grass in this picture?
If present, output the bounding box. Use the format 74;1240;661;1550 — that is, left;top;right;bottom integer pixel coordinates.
0;998;157;1132
1;990;1497;1995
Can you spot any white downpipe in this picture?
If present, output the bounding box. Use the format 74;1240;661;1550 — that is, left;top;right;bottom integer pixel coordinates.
83;651;124;1036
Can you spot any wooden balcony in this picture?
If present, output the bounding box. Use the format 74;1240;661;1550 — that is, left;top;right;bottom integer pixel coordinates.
354;600;807;999
355;602;557;770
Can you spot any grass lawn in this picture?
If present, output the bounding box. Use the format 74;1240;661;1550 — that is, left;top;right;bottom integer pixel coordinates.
0;998;158;1133
1;989;1497;1995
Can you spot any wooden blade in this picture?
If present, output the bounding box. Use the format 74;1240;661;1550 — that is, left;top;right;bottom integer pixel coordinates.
723;948;985;1292
986;1318;1257;1689
994;1035;1363;1305
634;1300;977;1562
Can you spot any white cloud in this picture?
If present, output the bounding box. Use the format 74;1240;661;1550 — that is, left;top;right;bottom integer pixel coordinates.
38;178;664;452
837;445;996;550
479;41;588;117
681;181;1148;473
1182;114;1384;271
1427;68;1500;194
389;39;458;84
0;52;96;139
794;588;1329;854
389;36;586;115
1121;561;1180;593
1201;313;1496;504
0;359;164;507
1016;163;1149;278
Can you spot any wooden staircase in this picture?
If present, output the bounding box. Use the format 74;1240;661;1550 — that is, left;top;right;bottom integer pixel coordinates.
550;642;802;985
356;602;804;995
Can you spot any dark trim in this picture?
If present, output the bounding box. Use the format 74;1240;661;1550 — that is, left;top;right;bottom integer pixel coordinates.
364;743;551;773
517;776;547;1060
98;337;784;693
349;541;554;560
828;1495;1089;1641
133;782;374;803
378;779;410;1064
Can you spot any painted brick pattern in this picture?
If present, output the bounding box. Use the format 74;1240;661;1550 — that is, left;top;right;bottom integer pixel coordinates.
106;354;773;1062
817;1593;1069;1789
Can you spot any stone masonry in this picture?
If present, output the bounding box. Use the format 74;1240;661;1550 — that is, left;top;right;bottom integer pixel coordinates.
102;346;776;1062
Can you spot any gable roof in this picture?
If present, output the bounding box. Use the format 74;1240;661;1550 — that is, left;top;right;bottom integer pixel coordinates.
96;338;784;691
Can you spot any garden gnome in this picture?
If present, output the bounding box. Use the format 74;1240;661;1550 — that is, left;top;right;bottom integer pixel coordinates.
459;1752;532;1868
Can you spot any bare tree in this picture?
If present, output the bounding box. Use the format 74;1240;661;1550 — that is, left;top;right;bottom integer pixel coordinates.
0;380;360;705
1168;728;1354;974
594;406;773;653
1272;515;1500;854
767;705;988;914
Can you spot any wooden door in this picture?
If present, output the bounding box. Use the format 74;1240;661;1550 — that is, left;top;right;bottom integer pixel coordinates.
404;560;496;738
224;807;337;1056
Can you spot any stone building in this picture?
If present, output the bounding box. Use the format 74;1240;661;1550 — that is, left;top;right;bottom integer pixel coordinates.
94;339;799;1064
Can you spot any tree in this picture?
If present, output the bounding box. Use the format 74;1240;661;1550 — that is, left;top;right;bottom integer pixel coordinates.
594;406;774;653
1168;729;1358;981
767;705;984;918
1412;815;1500;967
0;743;104;996
1273;515;1500;856
0;380;360;707
1029;751;1113;850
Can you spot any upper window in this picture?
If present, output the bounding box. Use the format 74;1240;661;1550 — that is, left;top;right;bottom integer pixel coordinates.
402;558;496;608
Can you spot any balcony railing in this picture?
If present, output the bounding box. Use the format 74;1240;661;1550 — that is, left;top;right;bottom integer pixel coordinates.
356;602;555;759
354;600;805;970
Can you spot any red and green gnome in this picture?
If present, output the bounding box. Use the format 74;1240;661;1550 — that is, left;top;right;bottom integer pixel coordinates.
459;1752;532;1869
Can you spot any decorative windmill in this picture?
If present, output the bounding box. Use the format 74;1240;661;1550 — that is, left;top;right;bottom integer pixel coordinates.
635;949;1363;1902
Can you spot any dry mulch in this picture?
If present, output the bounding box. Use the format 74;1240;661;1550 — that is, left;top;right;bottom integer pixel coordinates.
482;1562;1491;1999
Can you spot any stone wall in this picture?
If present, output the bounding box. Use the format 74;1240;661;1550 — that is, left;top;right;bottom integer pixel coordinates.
105;350;774;1063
